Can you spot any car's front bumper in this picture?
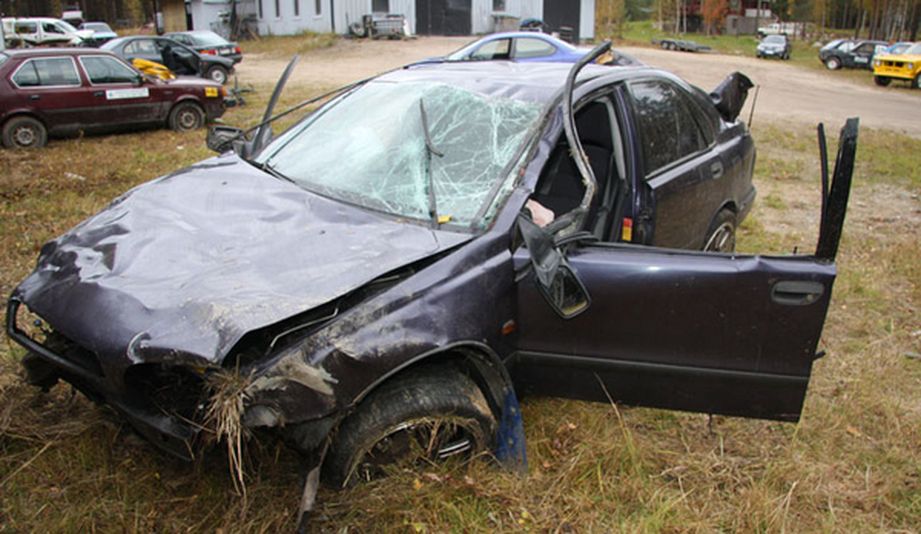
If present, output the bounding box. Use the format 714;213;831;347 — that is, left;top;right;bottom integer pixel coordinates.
6;297;201;460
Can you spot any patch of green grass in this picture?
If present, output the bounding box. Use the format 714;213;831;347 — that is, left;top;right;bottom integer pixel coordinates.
240;31;339;58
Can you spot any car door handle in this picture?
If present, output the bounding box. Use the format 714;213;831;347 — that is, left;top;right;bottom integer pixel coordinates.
771;280;825;306
93;91;105;97
29;94;40;101
710;161;724;179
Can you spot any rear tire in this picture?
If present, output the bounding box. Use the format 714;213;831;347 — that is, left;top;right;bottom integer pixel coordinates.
168;102;205;132
205;65;228;84
2;115;47;148
324;365;496;488
825;57;841;70
874;76;892;87
703;209;737;253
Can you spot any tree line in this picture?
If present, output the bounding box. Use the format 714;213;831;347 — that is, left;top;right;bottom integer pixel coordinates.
597;0;920;41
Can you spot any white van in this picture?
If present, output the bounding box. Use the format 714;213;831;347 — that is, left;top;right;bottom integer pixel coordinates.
1;17;94;46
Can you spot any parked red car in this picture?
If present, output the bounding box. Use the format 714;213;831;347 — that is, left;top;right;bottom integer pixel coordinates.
0;48;226;148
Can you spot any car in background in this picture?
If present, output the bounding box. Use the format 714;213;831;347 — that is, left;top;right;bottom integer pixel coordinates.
1;17;93;47
165;30;243;64
102;36;235;84
819;38;888;69
434;32;641;66
885;41;914;55
756;34;791;60
872;42;921;88
79;21;118;46
0;48;226;148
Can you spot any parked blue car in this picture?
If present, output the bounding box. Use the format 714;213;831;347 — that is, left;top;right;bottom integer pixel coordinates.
418;32;641;67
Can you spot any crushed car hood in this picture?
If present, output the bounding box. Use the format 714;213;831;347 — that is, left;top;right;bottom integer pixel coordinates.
15;156;471;366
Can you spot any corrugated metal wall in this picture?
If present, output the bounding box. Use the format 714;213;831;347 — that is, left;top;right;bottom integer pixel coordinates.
333;0;369;34
579;0;594;39
257;0;332;35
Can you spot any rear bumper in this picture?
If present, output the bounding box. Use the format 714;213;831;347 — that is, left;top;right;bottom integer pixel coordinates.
872;66;916;80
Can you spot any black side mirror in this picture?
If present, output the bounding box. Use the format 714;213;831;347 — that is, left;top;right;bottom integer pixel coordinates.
537;261;591;319
517;214;591;319
207;125;245;153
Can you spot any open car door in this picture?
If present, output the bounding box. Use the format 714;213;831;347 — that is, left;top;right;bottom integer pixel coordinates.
512;119;858;421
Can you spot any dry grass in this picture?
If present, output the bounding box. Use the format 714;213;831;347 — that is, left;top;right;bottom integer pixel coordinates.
1;109;919;531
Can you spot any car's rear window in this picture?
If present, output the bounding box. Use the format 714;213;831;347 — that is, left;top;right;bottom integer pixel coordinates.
259;81;542;228
190;32;229;46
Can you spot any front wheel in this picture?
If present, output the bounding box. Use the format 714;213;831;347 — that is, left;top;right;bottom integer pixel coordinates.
703;209;737;253
2;116;47;148
914;73;921;89
324;366;497;488
825;57;841;70
205;65;228;84
874;76;892;87
168;102;205;132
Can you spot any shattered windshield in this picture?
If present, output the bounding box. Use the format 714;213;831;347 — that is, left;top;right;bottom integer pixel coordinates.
257;80;542;227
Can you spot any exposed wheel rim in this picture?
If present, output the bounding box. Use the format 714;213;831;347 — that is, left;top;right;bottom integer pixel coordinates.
704;222;736;252
209;68;227;84
12;124;38;147
826;58;839;69
176;108;200;130
346;417;484;485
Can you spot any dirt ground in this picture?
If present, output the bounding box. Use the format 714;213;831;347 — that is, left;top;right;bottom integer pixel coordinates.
236;36;920;137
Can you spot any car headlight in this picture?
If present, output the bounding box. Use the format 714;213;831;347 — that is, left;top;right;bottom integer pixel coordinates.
873;59;881;66
909;63;915;70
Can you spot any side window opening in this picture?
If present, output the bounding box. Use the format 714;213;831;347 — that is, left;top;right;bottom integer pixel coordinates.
629;80;707;178
532;98;625;240
471;39;511;60
13;58;80;87
514;38;556;59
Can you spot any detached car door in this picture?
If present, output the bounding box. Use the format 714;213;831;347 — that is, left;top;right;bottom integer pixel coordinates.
512;120;858;422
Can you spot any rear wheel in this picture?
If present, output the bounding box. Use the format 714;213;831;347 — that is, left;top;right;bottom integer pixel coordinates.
324;365;496;488
168;102;205;132
703;209;737;253
874;76;892;87
205;65;228;84
2;116;47;148
824;57;841;70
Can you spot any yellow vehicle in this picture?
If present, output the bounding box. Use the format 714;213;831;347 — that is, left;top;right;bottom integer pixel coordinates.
872;42;921;88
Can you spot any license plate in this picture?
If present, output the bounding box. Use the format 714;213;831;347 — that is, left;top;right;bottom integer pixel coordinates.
220;47;232;54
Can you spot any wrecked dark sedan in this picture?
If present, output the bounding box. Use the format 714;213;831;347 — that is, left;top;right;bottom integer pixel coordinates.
7;44;858;523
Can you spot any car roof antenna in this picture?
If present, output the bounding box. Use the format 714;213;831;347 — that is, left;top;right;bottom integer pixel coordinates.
747;84;760;130
246;54;299;158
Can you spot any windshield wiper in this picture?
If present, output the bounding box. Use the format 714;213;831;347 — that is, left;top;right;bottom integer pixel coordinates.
419;99;444;228
259;161;295;185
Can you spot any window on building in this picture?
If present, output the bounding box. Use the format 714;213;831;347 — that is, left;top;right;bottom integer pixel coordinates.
275;0;281;18
315;0;322;15
258;0;264;19
294;0;299;16
372;0;389;13
493;0;506;11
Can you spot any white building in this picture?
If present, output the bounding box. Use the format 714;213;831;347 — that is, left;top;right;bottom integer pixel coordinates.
177;0;595;41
